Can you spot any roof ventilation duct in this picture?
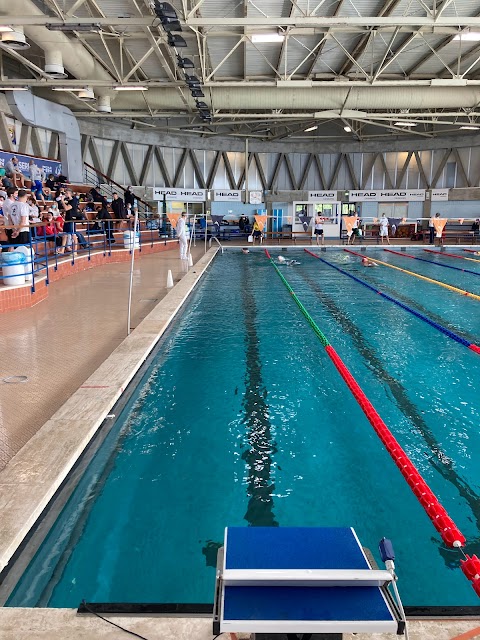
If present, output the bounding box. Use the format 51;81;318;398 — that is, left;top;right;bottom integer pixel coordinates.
77;87;95;101
1;26;29;50
97;95;111;112
44;50;67;79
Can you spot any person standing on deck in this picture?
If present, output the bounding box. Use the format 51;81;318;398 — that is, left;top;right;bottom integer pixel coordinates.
176;211;188;259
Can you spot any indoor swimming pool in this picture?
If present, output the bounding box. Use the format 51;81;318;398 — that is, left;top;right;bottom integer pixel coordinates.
6;248;480;609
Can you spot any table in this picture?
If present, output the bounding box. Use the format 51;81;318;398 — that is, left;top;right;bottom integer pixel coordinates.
213;527;404;639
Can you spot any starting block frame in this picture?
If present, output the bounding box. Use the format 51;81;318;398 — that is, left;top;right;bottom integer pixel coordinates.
213;527;406;638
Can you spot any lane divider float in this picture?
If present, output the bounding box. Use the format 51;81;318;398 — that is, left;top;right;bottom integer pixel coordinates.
344;249;480;301
424;249;480;265
264;249;479;596
384;249;480;277
304;249;480;354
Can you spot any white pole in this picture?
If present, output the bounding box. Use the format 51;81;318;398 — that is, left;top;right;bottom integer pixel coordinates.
127;207;139;336
187;213;196;265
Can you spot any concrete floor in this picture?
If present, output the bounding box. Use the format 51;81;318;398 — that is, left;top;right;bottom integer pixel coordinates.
0;244;206;470
0;609;478;640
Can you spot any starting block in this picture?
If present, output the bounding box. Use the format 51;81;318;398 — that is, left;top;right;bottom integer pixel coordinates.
213;527;406;639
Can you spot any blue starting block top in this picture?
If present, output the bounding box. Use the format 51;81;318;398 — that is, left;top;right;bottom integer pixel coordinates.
216;527;400;635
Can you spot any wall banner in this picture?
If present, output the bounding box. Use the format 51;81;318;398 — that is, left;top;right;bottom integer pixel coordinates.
308;191;337;202
152;188;206;202
349;189;426;202
213;190;243;202
0;149;62;177
431;189;449;201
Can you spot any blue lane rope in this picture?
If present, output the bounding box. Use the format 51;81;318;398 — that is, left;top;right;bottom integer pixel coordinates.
304;249;479;353
384;249;480;278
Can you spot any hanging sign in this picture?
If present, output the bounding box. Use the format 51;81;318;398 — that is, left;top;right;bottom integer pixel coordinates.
249;190;263;204
349;189;425;202
431;189;449;201
213;190;243;202
152;188;206;202
308;191;337;202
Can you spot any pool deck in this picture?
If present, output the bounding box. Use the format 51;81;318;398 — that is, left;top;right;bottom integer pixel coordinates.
0;241;479;636
0;609;478;640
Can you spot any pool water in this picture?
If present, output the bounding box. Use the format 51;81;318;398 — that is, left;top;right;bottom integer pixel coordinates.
8;249;480;608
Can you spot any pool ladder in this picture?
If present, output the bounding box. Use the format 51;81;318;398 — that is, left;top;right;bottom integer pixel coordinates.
209;236;224;254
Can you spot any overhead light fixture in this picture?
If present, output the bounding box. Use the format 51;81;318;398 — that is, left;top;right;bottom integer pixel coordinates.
161;19;182;32
251;33;285;43
1;86;28;91
177;56;194;68
1;27;29;50
0;26;13;33
46;23;100;31
52;86;85;91
195;101;208;109
344;125;352;132
453;31;480;41
167;33;187;48
393;121;417;127
460;125;479;130
304;125;318;132
153;2;177;19
114;85;148;91
185;74;201;86
191;89;205;98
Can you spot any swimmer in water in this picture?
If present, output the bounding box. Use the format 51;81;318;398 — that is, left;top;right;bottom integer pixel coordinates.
242;248;249;254
277;255;300;266
362;257;377;267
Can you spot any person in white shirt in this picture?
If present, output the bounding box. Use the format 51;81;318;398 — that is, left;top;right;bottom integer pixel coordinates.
8;189;31;245
175;211;188;259
379;214;390;245
28;159;45;202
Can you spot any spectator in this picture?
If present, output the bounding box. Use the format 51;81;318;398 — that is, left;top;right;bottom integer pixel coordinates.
124;186;135;208
44;174;56;198
28;159;45;202
36;211;57;252
5;156;26;188
8;189;31;245
96;204;115;243
89;187;108;208
0;206;8;251
2;187;18;246
111;192;126;221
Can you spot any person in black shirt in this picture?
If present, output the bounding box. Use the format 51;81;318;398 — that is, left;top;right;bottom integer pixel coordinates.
111;192;126;220
124;186;135;208
96;205;115;243
89;187;108;208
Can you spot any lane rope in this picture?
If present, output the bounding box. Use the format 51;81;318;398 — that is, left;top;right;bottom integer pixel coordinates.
424;249;480;265
265;248;480;597
384;249;480;278
304;249;480;354
344;249;480;301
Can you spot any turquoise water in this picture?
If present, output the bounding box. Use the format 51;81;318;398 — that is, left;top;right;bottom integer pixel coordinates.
8;249;480;608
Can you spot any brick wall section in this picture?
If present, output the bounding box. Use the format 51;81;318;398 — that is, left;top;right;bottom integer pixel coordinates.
0;241;177;314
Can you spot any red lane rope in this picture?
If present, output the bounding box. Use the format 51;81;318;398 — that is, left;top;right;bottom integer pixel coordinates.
267;248;480;597
425;249;471;260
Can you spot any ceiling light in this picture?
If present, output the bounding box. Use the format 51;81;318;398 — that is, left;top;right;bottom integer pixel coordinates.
304;126;317;132
185;74;200;87
167;33;187;48
46;23;100;31
1;28;29;50
153;2;178;19
251;33;285;43
393;121;417;127
1;86;28;91
177;56;194;69
195;101;208;109
0;26;13;33
453;31;480;41
191;89;205;98
52;86;85;91
460;125;479;130
160;19;182;32
114;85;148;91
344;125;352;132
